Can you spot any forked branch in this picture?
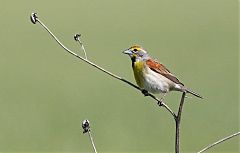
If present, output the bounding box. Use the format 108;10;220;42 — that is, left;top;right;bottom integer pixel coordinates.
30;13;211;153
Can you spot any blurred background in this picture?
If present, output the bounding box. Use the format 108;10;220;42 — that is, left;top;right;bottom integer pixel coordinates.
0;0;238;153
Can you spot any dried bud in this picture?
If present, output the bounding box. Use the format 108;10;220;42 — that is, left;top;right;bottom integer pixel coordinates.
30;13;38;24
82;119;90;133
74;33;81;41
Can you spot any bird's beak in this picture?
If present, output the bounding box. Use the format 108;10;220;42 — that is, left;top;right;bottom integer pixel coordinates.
122;49;132;55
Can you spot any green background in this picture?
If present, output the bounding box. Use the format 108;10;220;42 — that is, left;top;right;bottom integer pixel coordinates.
0;0;239;152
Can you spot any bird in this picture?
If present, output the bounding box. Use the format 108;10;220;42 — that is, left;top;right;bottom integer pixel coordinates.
123;45;203;99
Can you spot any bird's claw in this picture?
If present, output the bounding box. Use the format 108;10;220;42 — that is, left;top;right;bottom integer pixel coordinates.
157;99;164;106
141;89;149;96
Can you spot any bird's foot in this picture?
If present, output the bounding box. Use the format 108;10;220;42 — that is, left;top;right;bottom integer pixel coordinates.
141;89;149;96
157;98;164;106
157;101;163;106
157;93;167;106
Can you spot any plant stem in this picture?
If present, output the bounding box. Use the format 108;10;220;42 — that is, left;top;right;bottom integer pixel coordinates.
198;131;240;153
88;131;98;153
175;92;186;153
30;13;192;153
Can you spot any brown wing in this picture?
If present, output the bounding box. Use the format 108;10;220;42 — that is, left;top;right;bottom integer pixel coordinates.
146;59;184;86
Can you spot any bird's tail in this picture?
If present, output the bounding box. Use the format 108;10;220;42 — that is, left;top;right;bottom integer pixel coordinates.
184;88;203;99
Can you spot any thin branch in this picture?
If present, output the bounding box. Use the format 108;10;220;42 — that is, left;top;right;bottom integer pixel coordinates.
198;131;240;153
88;131;98;153
30;13;176;118
175;92;186;153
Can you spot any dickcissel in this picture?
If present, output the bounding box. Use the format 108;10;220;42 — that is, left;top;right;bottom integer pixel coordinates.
123;45;203;99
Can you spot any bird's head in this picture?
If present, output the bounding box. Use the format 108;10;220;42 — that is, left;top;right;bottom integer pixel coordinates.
123;45;148;60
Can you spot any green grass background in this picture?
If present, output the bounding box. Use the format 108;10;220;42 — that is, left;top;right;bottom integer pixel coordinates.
0;0;239;152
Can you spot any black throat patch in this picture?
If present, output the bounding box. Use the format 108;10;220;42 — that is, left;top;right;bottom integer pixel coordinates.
131;56;136;67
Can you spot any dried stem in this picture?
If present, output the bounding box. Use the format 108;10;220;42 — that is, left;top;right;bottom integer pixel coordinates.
88;131;98;153
30;12;239;153
198;131;240;153
74;34;88;60
30;13;206;153
175;92;186;153
82;120;98;153
30;13;176;118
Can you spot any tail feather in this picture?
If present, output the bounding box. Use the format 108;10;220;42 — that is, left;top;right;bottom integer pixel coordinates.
185;88;203;99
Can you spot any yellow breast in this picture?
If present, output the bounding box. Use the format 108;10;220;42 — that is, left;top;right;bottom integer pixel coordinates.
132;61;145;88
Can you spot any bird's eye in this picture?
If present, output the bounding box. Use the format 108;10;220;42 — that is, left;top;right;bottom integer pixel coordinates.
133;48;138;52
